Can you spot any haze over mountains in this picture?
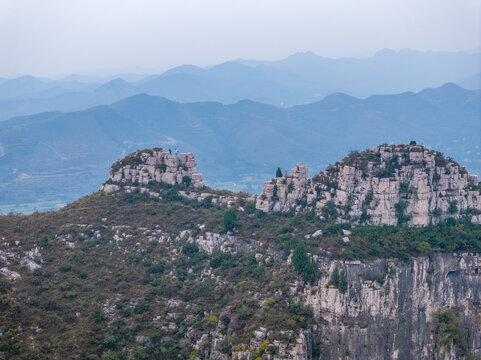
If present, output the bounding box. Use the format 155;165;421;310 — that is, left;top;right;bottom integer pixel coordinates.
0;49;479;121
0;82;479;213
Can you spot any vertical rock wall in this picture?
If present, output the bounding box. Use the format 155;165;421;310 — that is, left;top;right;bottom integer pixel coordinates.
300;253;481;360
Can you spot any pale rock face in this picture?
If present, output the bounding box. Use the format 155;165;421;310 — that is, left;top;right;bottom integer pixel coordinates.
100;184;120;193
103;149;203;191
312;230;323;237
256;162;310;213
177;191;255;208
256;145;481;226
191;232;258;255
0;267;21;280
300;253;481;360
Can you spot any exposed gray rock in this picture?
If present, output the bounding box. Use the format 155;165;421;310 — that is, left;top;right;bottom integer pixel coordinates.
191;232;258;254
102;148;203;190
301;253;481;360
0;267;21;280
256;145;481;226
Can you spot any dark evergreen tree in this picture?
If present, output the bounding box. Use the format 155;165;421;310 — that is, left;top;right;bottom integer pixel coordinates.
339;270;348;293
330;266;340;287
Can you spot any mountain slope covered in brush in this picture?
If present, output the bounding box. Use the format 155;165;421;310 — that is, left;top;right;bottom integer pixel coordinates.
0;145;480;359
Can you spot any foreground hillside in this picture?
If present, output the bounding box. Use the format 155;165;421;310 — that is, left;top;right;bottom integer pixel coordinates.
0;83;479;213
0;145;480;359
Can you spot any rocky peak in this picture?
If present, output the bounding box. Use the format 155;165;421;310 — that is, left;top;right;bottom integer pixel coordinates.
102;148;203;190
256;144;481;226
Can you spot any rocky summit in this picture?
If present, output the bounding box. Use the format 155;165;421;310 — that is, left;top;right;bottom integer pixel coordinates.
102;148;204;192
0;143;480;360
257;144;481;226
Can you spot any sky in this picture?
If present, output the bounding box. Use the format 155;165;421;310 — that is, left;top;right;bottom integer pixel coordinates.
0;0;480;77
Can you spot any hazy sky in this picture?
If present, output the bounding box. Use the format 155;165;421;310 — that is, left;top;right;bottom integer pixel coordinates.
0;0;480;77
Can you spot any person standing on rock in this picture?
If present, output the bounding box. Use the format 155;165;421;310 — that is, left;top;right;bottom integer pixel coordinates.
175;148;180;156
169;149;172;154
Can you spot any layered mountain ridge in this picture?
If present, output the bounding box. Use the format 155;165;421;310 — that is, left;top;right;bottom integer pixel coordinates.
1;83;479;213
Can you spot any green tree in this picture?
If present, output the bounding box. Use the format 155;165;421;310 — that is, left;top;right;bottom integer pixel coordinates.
448;202;458;214
276;168;283;177
409;140;417;145
103;352;119;360
182;176;191;187
330;266;340;287
223;210;237;231
339;270;348;293
292;242;318;284
416;241;432;256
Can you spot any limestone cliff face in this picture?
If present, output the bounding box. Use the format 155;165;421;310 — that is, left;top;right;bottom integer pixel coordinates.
285;253;481;360
227;253;481;360
256;145;481;226
102;148;203;189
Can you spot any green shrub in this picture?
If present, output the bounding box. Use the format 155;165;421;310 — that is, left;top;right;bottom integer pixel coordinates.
287;182;294;193
182;176;192;187
416;241;432;256
394;201;411;224
103;351;120;360
134;300;149;314
182;242;199;255
236;304;252;320
339;270;348;293
276;167;283;177
37;235;51;248
329;266;340;287
93;307;105;323
223;210;237;231
148;264;164;274
432;208;442;217
59;264;72;273
245;202;256;214
448;202;458;214
434;152;447;167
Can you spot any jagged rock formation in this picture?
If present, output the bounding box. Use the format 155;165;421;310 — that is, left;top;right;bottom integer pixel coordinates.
102;148;203;191
256;144;481;226
256;162;309;213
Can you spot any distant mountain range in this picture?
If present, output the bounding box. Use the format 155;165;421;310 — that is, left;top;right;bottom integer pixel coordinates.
0;49;479;121
0;82;479;213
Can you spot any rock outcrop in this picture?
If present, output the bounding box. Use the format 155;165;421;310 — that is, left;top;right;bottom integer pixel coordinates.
256;144;481;226
102;148;203;189
300;253;481;360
